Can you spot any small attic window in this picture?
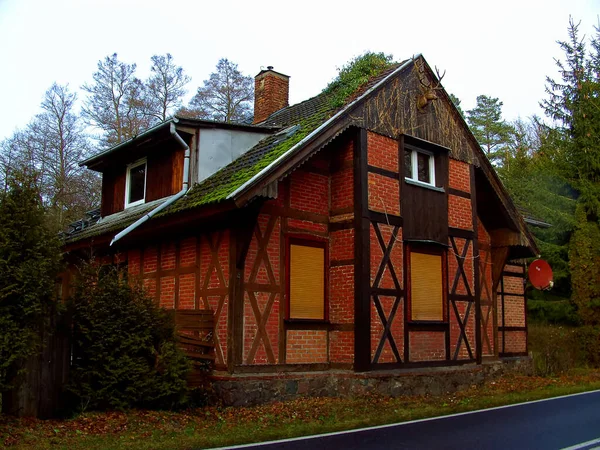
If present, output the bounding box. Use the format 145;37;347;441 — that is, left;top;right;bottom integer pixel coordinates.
125;159;147;208
404;145;435;187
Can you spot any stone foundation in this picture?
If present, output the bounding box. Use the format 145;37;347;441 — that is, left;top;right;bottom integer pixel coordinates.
210;357;532;407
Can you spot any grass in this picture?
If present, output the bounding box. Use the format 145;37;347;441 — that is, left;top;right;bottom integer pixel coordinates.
3;369;600;449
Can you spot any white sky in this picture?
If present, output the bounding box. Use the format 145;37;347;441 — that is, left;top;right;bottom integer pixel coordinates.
0;0;598;142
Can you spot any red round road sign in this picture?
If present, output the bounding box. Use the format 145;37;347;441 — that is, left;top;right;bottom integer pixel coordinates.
528;259;553;290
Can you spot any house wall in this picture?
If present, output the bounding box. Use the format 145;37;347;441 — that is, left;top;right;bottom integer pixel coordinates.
239;134;355;368
477;220;496;357
126;230;231;369
111;127;527;373
100;143;184;217
498;261;527;355
363;131;483;366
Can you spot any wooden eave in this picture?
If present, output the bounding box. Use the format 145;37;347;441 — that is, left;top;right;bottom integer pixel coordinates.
63;198;237;253
83;119;277;172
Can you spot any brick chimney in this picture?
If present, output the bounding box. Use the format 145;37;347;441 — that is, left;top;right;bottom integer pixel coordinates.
253;66;290;124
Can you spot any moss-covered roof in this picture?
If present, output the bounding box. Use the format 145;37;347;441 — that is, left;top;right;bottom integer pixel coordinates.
167;95;336;213
65;54;405;243
168;59;404;212
64;197;172;244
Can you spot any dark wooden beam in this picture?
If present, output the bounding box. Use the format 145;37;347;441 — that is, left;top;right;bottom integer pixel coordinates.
354;128;371;372
228;203;262;372
471;165;482;365
491;247;510;294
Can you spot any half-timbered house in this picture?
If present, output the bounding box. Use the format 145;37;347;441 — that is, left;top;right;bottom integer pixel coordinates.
64;55;536;400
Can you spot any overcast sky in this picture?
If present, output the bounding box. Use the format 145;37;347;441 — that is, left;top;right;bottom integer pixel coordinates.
0;0;598;142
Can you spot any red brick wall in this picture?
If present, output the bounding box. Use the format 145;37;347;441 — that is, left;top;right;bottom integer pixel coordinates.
368;133;398;173
448;238;474;296
370;224;403;290
286;330;328;364
477;220;495;356
449;159;471;193
500;330;527;353
290;171;329;215
243;213;281;365
284;136;358;366
448;195;473;230
371;295;404;363
368;172;400;216
234;135;358;367
329;330;354;363
254;71;289;124
498;262;527;354
409;332;446;361
126;231;230;369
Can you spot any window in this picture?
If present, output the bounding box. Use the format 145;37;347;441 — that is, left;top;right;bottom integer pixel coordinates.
404;144;436;186
408;247;446;322
288;240;326;320
125;159;147;208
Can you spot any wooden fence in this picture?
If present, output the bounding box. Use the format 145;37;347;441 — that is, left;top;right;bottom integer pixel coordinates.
2;308;216;417
1;303;71;418
174;309;215;387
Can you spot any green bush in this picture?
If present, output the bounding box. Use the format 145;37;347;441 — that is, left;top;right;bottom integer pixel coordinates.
68;264;190;411
529;324;600;376
527;299;580;326
0;177;62;393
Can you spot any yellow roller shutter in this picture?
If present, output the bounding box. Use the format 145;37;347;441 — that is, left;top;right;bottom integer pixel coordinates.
411;252;443;321
290;244;325;320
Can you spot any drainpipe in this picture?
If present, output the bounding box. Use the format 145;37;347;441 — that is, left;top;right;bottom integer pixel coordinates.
110;123;190;246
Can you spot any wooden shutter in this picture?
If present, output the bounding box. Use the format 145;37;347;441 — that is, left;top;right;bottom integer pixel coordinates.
410;252;443;321
289;244;325;320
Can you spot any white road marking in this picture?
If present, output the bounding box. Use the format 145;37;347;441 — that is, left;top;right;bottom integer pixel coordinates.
562;437;600;450
210;389;600;449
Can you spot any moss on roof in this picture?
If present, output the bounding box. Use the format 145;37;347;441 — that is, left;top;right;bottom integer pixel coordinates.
66;53;404;241
168;53;400;212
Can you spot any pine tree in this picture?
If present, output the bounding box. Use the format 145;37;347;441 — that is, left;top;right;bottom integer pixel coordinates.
0;175;62;395
467;95;514;164
541;18;600;324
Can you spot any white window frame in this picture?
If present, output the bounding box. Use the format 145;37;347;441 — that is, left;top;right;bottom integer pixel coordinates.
406;147;436;187
124;158;147;208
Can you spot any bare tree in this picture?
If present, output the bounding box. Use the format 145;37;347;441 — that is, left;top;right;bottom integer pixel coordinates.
35;84;100;227
144;53;190;121
184;58;253;123
82;53;150;147
0;84;100;230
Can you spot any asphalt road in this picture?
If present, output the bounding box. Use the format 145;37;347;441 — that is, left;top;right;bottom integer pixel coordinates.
217;390;600;450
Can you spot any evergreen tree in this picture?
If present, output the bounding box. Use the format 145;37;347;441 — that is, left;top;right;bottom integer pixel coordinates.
0;175;62;394
448;93;465;118
541;19;600;324
69;264;190;411
467;95;514;164
500;116;577;299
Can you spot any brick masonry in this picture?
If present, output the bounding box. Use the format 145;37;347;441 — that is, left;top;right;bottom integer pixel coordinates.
286;330;328;364
498;262;527;354
127;231;230;369
477;220;495;356
111;128;528;373
253;70;289;124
